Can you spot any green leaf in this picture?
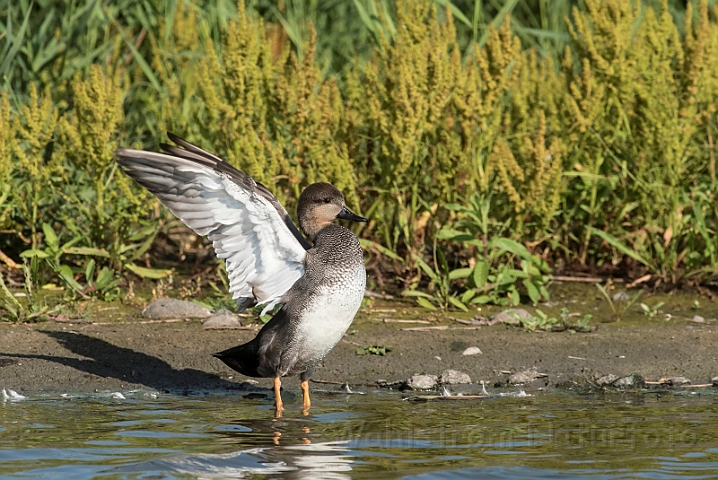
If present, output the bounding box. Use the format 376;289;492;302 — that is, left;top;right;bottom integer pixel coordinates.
539;285;550;301
95;268;114;290
460;289;476;303
0;4;31;77
412;254;441;284
448;296;469;312
448;267;472;280
402;289;436;299
63;247;110;257
42;223;59;250
58;264;84;293
472;295;492;304
126;230;159;262
472;261;489;288
20;249;49;259
510;289;520;306
443;203;466;212
416;297;438;311
436;228;468;239
125;264;173;279
85;259;96;283
489;237;531;259
523;279;539;304
586;226;650;267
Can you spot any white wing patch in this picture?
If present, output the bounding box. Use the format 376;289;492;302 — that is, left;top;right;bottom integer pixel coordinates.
116;151;307;313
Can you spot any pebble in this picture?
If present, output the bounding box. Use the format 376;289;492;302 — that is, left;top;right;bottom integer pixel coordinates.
712;376;718;387
142;298;212;319
408;374;438;390
662;376;690;386
490;308;532;325
203;309;243;329
692;315;705;323
612;291;631;302
613;374;644;388
440;369;471;385
462;346;482;356
596;374;619;386
508;368;544;384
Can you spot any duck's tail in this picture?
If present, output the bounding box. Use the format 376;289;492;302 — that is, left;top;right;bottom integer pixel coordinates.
212;340;261;378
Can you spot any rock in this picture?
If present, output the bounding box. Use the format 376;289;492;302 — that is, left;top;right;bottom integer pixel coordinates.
712;376;718;387
491;308;532;325
142;298;212;319
508;368;545;384
462;346;482;356
203;309;243;329
662;376;690;386
692;315;705;323
596;374;619;386
612;291;631;302
408;374;438;390
613;374;645;388
440;369;471;385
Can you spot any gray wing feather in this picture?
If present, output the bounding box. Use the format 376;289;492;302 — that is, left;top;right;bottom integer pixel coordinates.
116;135;307;312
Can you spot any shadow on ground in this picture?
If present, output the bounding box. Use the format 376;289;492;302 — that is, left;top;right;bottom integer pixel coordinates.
5;330;249;393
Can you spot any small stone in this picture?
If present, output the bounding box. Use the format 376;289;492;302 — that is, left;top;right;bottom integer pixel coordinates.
596;374;619;386
692;315;705;323
440;369;472;385
662;376;690;386
462;347;482;356
712;376;718;387
613;374;645;388
612;291;631;302
142;298;212;319
508;368;545;384
203;309;243;329
408;374;438;390
491;308;532;325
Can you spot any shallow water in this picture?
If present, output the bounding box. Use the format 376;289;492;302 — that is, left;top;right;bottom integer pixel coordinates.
1;387;717;479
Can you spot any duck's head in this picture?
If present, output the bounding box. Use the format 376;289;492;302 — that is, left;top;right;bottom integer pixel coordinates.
297;182;367;241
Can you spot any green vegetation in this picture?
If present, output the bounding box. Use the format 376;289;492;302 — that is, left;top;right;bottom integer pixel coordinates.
519;308;593;333
356;344;392;356
1;0;718;320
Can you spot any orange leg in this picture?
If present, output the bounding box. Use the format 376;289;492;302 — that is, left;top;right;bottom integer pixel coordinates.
301;379;311;414
274;376;284;417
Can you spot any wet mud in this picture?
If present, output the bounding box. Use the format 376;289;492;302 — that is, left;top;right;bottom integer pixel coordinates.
1;283;717;396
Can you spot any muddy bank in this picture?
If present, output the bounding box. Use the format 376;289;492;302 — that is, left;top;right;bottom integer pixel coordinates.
1;295;716;396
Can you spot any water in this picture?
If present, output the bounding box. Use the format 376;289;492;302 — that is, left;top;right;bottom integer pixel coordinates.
1;387;717;479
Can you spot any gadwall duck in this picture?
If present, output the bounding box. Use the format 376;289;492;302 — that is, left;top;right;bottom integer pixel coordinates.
116;133;367;416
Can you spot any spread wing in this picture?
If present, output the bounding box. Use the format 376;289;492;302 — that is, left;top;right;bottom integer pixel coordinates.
115;133;309;314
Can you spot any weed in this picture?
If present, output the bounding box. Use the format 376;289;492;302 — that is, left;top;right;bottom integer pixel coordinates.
356;344;392;355
1;0;718;308
521;308;593;333
639;301;665;318
595;281;644;322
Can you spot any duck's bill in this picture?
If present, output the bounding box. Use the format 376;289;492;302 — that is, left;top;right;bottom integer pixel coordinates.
337;206;368;223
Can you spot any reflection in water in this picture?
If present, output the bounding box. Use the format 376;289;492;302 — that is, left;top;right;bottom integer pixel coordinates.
112;440;353;479
1;389;718;479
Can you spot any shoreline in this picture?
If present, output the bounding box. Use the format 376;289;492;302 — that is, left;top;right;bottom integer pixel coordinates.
1;301;716;396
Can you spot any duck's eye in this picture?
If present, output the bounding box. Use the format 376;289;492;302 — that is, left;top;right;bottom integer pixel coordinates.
323;198;331;203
